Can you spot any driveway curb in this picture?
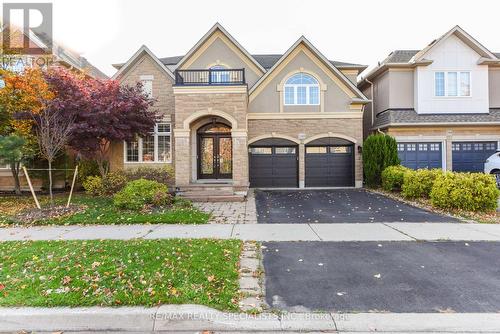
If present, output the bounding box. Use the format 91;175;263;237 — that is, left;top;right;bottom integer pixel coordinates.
1;306;500;332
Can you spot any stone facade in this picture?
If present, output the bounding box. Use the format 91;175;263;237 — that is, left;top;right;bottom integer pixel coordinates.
248;118;364;187
173;89;249;188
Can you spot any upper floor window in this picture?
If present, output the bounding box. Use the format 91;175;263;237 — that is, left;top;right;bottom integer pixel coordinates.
210;65;230;83
125;123;171;163
284;73;320;105
434;71;470;97
140;75;153;98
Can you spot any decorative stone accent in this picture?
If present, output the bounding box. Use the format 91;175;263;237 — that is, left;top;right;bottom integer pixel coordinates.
238;241;266;312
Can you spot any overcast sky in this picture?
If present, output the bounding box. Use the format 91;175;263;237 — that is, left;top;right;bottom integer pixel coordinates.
4;0;500;77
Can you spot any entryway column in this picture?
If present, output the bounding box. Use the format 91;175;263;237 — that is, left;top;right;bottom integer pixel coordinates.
232;129;249;188
299;143;305;188
174;129;191;186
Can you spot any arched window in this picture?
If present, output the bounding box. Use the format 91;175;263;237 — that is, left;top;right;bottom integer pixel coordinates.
210;65;230;83
284;73;320;105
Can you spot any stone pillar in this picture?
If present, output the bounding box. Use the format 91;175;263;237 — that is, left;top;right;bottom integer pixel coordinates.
174;130;190;187
446;130;453;171
231;129;249;189
298;143;305;188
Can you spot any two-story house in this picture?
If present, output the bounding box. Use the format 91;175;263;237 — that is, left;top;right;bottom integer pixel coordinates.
111;23;369;200
359;26;500;173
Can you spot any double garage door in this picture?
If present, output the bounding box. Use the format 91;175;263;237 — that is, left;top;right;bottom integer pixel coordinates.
398;141;497;172
249;137;354;188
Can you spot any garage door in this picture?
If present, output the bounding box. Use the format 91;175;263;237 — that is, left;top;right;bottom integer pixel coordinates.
305;137;354;187
397;142;442;169
452;141;498;172
249;138;298;187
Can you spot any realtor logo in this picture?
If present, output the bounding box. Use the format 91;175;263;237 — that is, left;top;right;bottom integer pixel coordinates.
2;3;53;55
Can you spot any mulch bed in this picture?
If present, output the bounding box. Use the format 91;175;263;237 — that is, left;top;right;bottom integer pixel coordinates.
13;205;86;224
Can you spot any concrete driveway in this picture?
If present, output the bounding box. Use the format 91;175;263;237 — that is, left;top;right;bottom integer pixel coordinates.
263;241;500;313
255;189;458;223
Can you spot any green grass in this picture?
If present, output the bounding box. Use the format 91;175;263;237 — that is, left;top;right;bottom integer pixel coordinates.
0;239;242;310
0;194;210;226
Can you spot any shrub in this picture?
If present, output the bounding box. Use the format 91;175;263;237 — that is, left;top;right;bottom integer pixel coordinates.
82;175;103;196
430;172;499;212
113;179;169;210
363;134;400;187
101;171;128;194
381;165;410;191
126;166;173;185
77;159;100;184
401;168;442;199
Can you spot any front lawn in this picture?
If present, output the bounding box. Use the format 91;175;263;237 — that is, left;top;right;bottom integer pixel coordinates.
0;194;210;226
0;239;241;311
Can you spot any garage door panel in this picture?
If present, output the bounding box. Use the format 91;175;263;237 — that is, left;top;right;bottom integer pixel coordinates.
452;141;497;172
398;142;442;170
249;145;298;187
305;145;354;187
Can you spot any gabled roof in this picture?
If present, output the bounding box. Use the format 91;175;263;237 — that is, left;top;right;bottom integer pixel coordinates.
111;45;175;80
411;25;498;63
175;23;266;74
359;26;500;87
249;36;368;101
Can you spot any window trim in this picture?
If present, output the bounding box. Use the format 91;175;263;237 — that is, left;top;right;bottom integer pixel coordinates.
123;123;172;164
434;71;471;98
283;73;320;106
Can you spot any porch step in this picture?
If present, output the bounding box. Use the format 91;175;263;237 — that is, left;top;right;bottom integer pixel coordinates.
177;184;247;202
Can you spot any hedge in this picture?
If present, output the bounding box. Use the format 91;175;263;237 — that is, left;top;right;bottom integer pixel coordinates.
401;168;443;199
430;172;499;212
381;165;410;191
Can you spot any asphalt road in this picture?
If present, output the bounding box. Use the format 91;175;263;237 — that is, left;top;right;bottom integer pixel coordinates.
255;189;458;223
263;241;500;312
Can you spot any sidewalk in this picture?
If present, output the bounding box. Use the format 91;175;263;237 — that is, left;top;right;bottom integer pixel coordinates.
1;222;500;241
1;305;500;332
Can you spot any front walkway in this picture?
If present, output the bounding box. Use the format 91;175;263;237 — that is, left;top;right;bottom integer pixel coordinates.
1;222;500;242
194;190;257;224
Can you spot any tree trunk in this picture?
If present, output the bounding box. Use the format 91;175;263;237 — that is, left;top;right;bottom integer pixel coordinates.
10;162;21;195
48;159;53;205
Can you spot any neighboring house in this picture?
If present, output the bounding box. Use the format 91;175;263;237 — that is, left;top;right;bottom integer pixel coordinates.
0;27;107;191
359;26;500;173
111;23;369;199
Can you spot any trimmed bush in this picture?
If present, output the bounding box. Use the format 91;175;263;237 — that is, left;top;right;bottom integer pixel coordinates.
381;165;410;191
83;167;173;196
113;179;170;211
430;172;499;212
126;166;173;185
101;171;128;194
82;175;103;196
401;168;442;199
363;134;400;187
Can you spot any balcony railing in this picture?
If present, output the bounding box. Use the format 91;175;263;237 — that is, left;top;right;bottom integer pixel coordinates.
175;69;245;86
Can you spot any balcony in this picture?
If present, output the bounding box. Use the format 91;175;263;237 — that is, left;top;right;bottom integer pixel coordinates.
175;69;245;86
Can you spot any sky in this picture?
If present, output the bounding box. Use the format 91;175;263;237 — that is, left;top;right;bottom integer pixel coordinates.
3;0;500;77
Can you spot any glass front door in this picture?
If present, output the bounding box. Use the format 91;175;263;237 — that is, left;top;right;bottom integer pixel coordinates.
198;134;232;179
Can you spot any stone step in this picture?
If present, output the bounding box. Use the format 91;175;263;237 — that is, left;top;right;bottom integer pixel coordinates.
181;194;246;202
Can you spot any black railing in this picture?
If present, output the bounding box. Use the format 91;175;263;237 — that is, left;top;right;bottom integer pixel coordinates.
175;69;245;86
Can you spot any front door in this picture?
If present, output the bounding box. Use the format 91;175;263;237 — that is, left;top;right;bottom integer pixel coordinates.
197;122;232;179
